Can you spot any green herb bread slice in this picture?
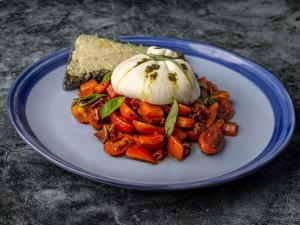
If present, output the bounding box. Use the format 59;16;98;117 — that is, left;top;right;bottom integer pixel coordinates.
64;34;147;90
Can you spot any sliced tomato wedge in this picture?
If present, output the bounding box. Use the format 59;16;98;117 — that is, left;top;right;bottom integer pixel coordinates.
110;112;134;133
120;103;138;120
175;117;195;128
138;102;164;119
94;81;110;94
104;135;132;156
132;120;165;135
79;79;98;98
126;144;156;164
133;134;164;149
178;104;192;116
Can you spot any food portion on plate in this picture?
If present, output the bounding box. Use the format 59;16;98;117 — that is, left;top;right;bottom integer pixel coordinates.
67;34;238;164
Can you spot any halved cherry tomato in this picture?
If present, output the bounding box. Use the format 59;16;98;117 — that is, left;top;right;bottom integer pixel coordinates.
120;103;138;120
213;91;230;102
186;122;205;141
110;112;134;133
167;135;185;161
94;81;110;94
104;135;132;156
217;101;234;120
138;102;164;119
222;122;238;136
178;104;192;116
133;134;164;149
71;104;89;123
172;127;187;140
198;126;224;155
206;103;218;127
79;79;98;98
106;84;118;98
175;117;195;129
126;144;156;164
132;120;165;135
87;113;102;129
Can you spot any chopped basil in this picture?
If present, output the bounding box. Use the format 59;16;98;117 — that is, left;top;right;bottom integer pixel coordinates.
73;93;106;106
99;96;125;119
165;99;178;137
102;71;112;82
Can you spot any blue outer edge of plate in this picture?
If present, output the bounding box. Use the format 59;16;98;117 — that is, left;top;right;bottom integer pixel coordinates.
7;36;295;190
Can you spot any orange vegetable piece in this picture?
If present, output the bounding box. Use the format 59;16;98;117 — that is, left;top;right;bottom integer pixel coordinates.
167;135;184;161
71;104;89;123
175;117;195;129
132;120;165;135
178;104;192;116
87;113;102;129
198;126;224;155
172;127;187;140
106;84;118;98
126;144;156;164
133;134;164;149
152;148;164;161
94;81;110;94
213;91;230;102
110;112;134;133
222;122;238;136
214;119;225;128
104;135;132;156
79;80;98;98
120;103;138;120
138;102;164;119
206;103;218;127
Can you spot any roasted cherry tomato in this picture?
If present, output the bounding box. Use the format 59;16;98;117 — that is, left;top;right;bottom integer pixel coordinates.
198;126;224;155
120;103;138;120
104;135;132;156
206;103;218;127
132;120;165;135
172;127;187;140
138;102;164;119
94;81;110;94
106;84;118;98
126;144;156;164
79;79;98;98
175;117;195;129
217;101;234;120
133;134;164;149
178;104;192;116
110;112;134;133
222;122;238;136
167;135;185;161
71;104;89;123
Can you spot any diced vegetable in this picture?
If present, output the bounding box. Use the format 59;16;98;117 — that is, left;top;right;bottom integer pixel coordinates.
222;122;238;136
71;104;89;123
132;120;165;135
152;148;164;161
94;81;110;94
138;102;164;119
213;91;230;102
104;135;132;156
175;117;195;128
178;104;192;115
79;80;98;98
126;144;156;164
206;103;218;127
198;126;224;155
120;103;138;120
106;84;119;98
110;112;134;133
167;135;184;161
217;101;234;120
133;134;164;149
172;127;187;141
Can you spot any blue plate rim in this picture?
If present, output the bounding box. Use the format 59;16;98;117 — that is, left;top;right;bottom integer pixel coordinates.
7;36;295;190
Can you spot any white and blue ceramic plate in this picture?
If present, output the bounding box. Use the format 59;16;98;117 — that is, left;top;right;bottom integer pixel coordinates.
7;36;295;190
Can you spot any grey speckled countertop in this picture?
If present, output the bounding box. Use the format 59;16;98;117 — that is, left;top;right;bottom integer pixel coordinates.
1;0;300;224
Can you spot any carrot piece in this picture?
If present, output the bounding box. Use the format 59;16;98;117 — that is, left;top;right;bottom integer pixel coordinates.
120;103;138;120
71;104;89;123
178;104;192;116
175;117;195;129
79;80;98;98
206;103;218;127
106;84;119;98
167;135;184;161
110;112;134;133
94;81;110;94
132;120;165;135
133;134;164;149
213;91;230;102
126;144;156;164
172;127;187;140
138;102;164;119
222;122;238;136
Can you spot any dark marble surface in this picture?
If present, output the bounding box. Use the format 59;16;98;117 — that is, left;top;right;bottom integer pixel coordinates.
1;0;300;224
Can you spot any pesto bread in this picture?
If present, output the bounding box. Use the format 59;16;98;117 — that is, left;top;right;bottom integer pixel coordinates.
64;34;147;90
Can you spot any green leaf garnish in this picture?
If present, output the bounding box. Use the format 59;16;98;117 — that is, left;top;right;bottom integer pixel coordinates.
102;71;112;82
73;93;106;106
99;96;125;119
149;54;176;61
165;99;178;137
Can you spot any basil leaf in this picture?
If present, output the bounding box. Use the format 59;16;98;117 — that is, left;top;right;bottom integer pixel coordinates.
102;71;112;82
74;94;106;106
99;96;125;119
165;99;178;137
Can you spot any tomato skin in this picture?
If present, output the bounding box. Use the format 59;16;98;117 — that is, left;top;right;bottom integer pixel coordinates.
120;103;138;120
172;127;187;141
94;81;110;94
71;104;89;123
167;135;184;161
104;135;132;156
133;134;164;149
198;126;224;155
126;144;156;164
132;120;165;135
79;80;98;98
178;104;192;116
106;84;118;98
222;122;238;136
206;103;218;127
175;117;195;129
138;102;164;119
110;112;134;133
